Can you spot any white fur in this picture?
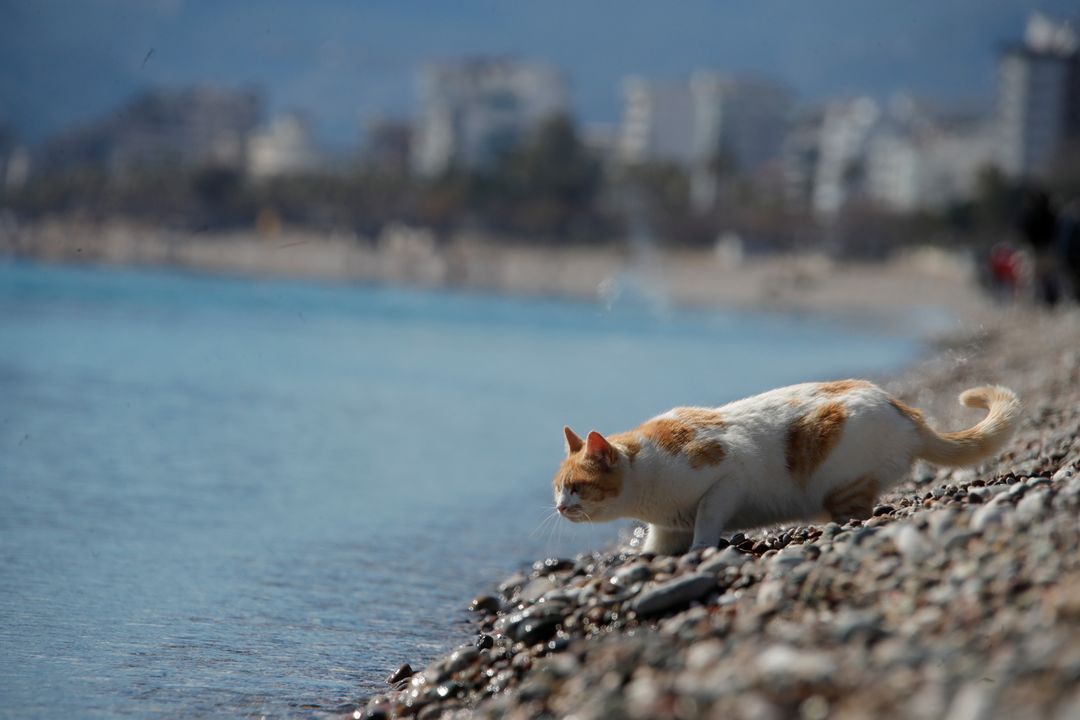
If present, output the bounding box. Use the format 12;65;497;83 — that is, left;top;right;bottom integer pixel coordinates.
555;381;1019;555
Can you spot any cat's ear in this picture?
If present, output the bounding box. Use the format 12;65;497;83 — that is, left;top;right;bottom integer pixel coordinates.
586;431;618;466
564;426;584;455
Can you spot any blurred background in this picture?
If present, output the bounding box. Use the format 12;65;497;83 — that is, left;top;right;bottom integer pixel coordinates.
1;1;1078;718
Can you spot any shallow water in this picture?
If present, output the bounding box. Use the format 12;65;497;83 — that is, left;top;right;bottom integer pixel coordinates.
0;261;916;717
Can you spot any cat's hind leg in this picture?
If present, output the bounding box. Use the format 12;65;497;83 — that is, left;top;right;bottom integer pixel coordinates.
642;525;693;555
823;475;880;523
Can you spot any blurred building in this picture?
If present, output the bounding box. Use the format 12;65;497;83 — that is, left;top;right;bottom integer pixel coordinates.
811;97;880;217
364;117;413;175
996;13;1080;178
689;72;792;209
865;97;995;213
800;95;995;217
247;114;321;179
412;58;568;176
617;73;791;170
37;86;262;175
617;78;695;165
781;110;824;210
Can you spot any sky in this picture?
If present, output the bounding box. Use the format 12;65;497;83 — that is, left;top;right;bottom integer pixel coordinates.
1;0;1077;148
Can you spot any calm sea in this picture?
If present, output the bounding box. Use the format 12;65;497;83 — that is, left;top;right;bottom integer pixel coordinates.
0;262;916;717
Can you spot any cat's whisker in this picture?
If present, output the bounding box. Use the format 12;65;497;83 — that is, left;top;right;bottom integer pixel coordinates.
530;510;559;538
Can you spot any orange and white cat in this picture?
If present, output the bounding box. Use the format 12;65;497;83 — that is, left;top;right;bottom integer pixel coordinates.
553;380;1021;555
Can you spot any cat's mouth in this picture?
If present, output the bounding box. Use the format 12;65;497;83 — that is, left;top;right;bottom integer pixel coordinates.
559;506;587;522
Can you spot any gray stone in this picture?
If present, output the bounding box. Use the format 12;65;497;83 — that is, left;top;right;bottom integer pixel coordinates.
445;646;479;674
770;546;808;571
519;576;556;603
894;524;932;562
611;562;652;587
1016;489;1051;522
630;573;717;616
1053;464;1077;483
699;547;749;574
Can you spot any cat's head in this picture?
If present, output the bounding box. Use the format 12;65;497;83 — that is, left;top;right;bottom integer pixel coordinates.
552;427;627;522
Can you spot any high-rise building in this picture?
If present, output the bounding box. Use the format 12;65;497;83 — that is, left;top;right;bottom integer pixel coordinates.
617;78;695;166
996;13;1080;178
812;97;880;217
616;73;791;173
689;72;792;209
412;58;567;176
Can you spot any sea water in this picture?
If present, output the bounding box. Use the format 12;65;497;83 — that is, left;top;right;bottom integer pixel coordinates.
0;262;916;717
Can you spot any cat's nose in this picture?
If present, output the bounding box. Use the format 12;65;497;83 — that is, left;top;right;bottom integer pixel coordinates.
556;503;571;514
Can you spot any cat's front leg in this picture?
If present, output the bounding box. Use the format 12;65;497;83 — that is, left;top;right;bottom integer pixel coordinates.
642;524;693;555
690;485;734;551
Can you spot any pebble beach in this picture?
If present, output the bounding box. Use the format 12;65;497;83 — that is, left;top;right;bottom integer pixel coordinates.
354;308;1080;720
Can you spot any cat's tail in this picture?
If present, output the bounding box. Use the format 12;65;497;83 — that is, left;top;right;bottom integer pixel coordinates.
909;386;1022;467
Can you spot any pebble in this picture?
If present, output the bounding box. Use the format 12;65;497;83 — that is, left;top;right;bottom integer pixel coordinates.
893;524;932;562
386;663;414;685
699;547;750;575
612;562;652;586
445;646;479;674
630;574;717;616
469;595;501;614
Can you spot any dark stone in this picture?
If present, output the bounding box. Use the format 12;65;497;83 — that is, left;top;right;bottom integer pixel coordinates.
546;635;570;653
872;505;894;516
714;537;730;549
630;573;717;616
474;634;494;650
513;615;561;645
729;532;746;546
386;663;414;684
469;595;501;614
435;682;463;699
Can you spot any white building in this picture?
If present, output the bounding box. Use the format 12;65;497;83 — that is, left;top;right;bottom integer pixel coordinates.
617;77;696;166
865;121;994;213
617;73;791;171
689;72;792;209
412;58;567;176
996;13;1080;178
247;114;320;179
811;97;880;217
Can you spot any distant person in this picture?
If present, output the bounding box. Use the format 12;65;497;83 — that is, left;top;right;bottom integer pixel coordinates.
1060;199;1080;302
1018;189;1061;306
988;242;1022;303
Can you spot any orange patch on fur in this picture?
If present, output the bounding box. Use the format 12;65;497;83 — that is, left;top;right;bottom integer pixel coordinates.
786;401;848;484
818;379;873;396
641;417;697;455
888;396;925;423
686;438;727;468
610;432;642;464
823;476;879;522
673;407;727;429
553;453;624;502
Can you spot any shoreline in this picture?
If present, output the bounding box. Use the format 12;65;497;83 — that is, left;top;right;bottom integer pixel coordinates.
350;308;1080;720
1;219;993;333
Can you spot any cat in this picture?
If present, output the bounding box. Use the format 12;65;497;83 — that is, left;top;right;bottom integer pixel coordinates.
552;380;1021;555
